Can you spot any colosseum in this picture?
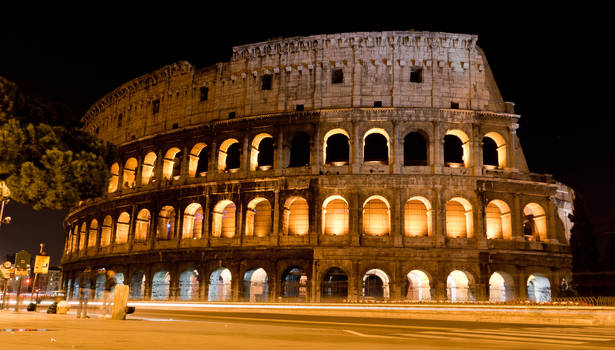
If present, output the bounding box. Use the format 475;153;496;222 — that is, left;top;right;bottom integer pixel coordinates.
61;30;574;304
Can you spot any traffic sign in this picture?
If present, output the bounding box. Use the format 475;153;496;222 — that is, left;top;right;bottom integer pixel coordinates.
34;255;50;274
14;250;31;270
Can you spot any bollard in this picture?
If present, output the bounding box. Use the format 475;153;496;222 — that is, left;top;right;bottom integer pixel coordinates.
111;285;129;320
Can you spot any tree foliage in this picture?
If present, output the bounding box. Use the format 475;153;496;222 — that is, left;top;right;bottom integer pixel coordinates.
0;76;115;210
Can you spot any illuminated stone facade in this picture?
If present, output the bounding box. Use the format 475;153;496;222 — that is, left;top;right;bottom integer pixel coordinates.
61;31;573;303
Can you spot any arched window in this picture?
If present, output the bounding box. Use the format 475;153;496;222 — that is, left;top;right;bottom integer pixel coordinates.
157;206;176;240
182;203;203;239
527;274;551;302
283;197;309;235
363;129;389;164
444;130;470;168
323;129;350;166
123;158;138;189
88;219;98;247
218;138;240;172
281;267;308;300
71;226;79;252
288;132;310;167
179;269;199;301
188;143;209;177
322;196;349;236
320;267;348;301
445;197;473;238
404;197;432;237
208;267;232;301
141;152;157;185
245;198;271;237
250;133;274;171
243;268;268;302
523;203;547;241
405;270;431;301
115;212;130;244
135;209;150;242
362;269;390;300
100;215;112;246
108;163;119;192
486;200;512;239
79;222;87;251
362;196;390;236
212;200;236;238
162;147;182;180
129;270;145;299
404;132;428;166
483;132;506;169
152;270;170;300
489;271;514;302
447;270;474;302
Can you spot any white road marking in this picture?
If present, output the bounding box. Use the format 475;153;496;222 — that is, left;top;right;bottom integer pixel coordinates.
421;330;584;345
475;329;615;341
342;330;401;340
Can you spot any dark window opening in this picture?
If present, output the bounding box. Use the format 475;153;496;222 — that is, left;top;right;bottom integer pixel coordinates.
172;151;182;178
373;101;382;107
153;99;160;114
225;143;241;170
117;114;123;128
196;146;209;175
296;104;304;111
363;275;384;299
404;132;428;166
281;267;307;299
228;112;236;119
200;87;209;101
444;135;464;165
325;134;349;165
331;68;343;84
320;267;348;301
410;68;423;83
95;127;100;135
482;137;499;166
363;133;388;164
257;137;275;167
172;123;179;129
261;74;272;90
450;102;459;109
288;132;310;167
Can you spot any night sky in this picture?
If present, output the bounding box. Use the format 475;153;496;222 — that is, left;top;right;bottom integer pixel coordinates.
1;8;613;266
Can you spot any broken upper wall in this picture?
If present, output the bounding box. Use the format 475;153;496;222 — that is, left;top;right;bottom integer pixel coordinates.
82;31;508;145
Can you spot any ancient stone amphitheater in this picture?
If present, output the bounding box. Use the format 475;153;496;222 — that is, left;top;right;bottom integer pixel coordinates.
61;31;574;303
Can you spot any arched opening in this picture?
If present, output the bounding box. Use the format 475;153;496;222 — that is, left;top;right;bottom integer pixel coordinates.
188;143;209;177
114;273;125;286
250;133;274;171
179;269;199;300
483;132;506;169
141;152;157;185
135;209;150;242
208;268;232;302
157;206;176;240
243;268;268;302
362;196;390;236
282;196;309;235
288;132;310;167
182;203;203;239
486;200;512;239
94;273;106;299
162;147;182;180
404;132;428;166
527;274;551;302
212;200;236;238
447;270;473;302
404;197;432;237
123;158;138;189
363;129;389;164
218;138;240;172
281;267;308;300
72;276;80;300
444;130;470;168
245;198;271;237
489;271;515;302
79;223;87;251
362;269;390;300
108;163;119;192
88;219;98;247
100;215;112;247
70;226;78;252
152;270;170;300
405;270;431;301
115;212;130;244
323;129;350;166
320;267;348;302
322;196;349;236
446;197;474;238
523;203;547;242
129;271;145;299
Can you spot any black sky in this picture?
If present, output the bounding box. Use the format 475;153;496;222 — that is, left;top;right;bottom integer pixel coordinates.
1;8;613;265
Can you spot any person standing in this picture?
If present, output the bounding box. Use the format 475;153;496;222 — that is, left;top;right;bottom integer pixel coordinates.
102;270;116;317
77;267;92;319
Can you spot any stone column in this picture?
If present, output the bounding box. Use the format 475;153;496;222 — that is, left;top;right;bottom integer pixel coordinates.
128;205;137;252
391;120;400;173
351;192;360;247
434;186;446;247
273;189;280;246
312;123;321;175
135;154;144;188
242;135;250;177
207;138;218;182
275;129;284;176
512;193;523;240
351;120;360;173
547;196;557;243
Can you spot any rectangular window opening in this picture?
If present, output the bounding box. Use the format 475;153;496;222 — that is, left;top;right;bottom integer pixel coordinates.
172;123;179;129
200;87;209;101
117;114;123;128
296;104;304;111
261;74;272;90
410;68;423;83
373;101;382;107
152;99;160;114
450;102;459;109
331;68;343;84
228;112;236;119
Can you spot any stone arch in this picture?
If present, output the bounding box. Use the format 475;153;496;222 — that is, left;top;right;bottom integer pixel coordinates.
523;203;547;241
162;147;182;180
100;215;113;247
141;152;157;185
218;138;240;172
446;197;474;238
152;270;170;300
444;129;470;168
156;206;176;240
243;268;268;302
88;219;98;247
250;133;275;171
69;225;78;252
483;131;507;169
320;267;348;302
208;267;232;301
188;142;209;177
245;197;271;237
322;195;349;236
108;163;119;193
405;270;432;301
323;128;350;165
403;131;429;166
179;268;199;300
363;128;390;164
489;271;515;302
212;200;236;238
362;195;390;236
288;132;310;167
447;270;475;302
115;212;130;244
527;273;551;302
79;222;87;251
129;270;145;299
281;266;308;300
182;203;203;239
404;196;432;237
122;157;138;189
135;209;150;242
362;268;390;300
282;196;309;235
486;199;512;239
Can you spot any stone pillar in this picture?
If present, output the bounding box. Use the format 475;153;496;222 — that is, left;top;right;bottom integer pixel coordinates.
517;269;528;301
547;196;557;242
203;194;210;246
154;150;164;188
393;188;403;247
207;138;218;182
128;205;137;252
231;265;241;302
273;189;280;246
471;123;480;177
169;266;179;301
198;266;208;301
118;162;125;193
351;120;360;173
180;145;190;183
275;129;284;176
507;126;517;172
149;207;158;250
434;186;446;247
512;193;523;240
176;204;184;245
351;192;360;247
433;121;441;171
312;260;319;302
144;267;153;300
391;120;400;173
135;154;144;188
312;123;321;175
242;135;250;177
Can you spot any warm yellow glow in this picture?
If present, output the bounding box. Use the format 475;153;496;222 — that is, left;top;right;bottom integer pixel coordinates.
445;129;470;168
218;138;240;171
249;133;274;171
88;219;98;247
363;269;390;299
322;195;349;236
362;196;390;236
108;163;119;193
404;196;432;237
135;209;150;241
486;199;512;239
142;152;157;185
524;202;547;241
484;131;507;169
447;270;471;302
406;270;431;301
323;129;350;164
445;197;473;238
245;198;271;237
489;271;513;302
284;197;309;236
123;158;138;188
115;212;130;244
182;203;203;239
79;223;87;251
213;200;236;238
157;206;176;240
100;215;113;246
188;143;207;177
162;147;181;180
